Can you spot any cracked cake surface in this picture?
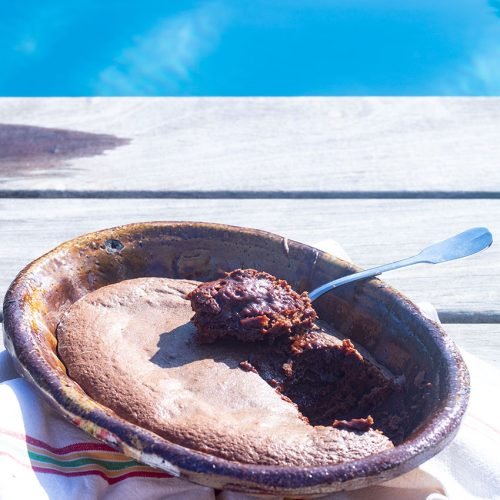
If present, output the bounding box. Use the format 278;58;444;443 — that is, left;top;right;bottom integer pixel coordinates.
57;277;399;466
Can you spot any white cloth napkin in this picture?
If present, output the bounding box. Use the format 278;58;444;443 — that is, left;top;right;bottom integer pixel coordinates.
1;239;499;500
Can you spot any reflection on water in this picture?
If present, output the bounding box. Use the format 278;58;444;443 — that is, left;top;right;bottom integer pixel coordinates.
0;0;499;96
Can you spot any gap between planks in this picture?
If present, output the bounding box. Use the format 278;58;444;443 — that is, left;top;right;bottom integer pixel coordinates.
1;190;500;199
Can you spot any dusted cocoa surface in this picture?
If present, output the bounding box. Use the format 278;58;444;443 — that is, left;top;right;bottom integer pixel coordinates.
187;269;317;343
57;277;395;466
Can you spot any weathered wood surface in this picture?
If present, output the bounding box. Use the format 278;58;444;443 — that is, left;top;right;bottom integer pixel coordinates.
443;324;500;368
1;98;500;194
0;199;497;320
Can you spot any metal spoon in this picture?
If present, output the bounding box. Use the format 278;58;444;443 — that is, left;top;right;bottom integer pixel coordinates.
308;227;493;302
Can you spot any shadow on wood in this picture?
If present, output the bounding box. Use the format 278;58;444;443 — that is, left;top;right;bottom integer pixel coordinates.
0;123;129;180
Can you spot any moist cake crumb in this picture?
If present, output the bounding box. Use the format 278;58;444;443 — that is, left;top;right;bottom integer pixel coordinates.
239;360;258;373
332;416;374;431
247;329;399;438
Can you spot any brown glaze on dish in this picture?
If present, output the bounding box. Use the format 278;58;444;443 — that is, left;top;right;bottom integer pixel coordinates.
187;268;317;343
2;222;470;496
56;277;394;467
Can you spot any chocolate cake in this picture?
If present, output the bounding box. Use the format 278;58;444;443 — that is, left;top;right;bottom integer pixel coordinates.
187;269;317;343
241;329;402;440
57;277;402;467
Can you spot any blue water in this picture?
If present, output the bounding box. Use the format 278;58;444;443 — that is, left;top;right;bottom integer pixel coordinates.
1;0;500;96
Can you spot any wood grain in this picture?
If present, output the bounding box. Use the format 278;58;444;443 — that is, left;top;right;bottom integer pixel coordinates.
1;98;500;193
443;324;500;369
0;198;497;319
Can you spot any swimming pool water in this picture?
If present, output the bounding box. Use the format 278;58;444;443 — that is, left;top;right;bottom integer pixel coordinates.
1;0;499;96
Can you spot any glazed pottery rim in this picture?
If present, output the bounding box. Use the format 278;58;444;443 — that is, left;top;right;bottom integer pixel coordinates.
3;221;470;490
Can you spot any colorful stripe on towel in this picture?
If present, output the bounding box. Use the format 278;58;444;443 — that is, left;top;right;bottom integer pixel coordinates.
0;429;172;484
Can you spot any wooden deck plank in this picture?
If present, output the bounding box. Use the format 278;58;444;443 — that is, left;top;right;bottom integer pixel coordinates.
443;324;500;369
1;98;500;193
0;198;497;318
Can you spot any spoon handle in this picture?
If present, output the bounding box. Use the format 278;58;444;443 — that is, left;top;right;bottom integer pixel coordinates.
308;227;493;302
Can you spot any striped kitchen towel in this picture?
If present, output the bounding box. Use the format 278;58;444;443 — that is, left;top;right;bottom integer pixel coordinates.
0;371;215;499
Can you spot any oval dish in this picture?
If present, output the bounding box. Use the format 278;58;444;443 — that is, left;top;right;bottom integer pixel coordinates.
2;222;469;496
